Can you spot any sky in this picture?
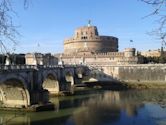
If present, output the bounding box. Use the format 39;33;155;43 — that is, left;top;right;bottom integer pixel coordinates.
11;0;162;54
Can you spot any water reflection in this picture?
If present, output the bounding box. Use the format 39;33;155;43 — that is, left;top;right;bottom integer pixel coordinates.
0;89;166;125
71;92;121;125
70;91;145;125
0;112;30;125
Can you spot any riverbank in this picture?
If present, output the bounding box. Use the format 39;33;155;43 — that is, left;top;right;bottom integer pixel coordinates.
81;81;166;90
0;102;55;112
120;81;166;89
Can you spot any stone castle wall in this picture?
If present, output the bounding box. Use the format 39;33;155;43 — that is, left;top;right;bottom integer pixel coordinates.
57;48;138;65
96;64;166;83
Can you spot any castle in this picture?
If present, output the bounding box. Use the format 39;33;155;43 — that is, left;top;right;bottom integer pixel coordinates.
54;22;139;65
15;22;141;66
64;21;118;54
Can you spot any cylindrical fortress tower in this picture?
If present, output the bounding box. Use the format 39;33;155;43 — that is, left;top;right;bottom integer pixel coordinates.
64;23;118;54
124;48;136;57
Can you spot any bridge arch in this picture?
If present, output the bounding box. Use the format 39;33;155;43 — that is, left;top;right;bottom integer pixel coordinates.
0;76;30;108
42;71;60;95
75;67;84;79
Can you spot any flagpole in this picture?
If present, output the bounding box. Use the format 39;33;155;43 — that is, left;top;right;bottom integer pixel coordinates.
37;42;40;53
130;40;133;48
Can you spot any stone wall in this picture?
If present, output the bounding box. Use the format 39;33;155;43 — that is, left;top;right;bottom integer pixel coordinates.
25;53;58;65
64;39;118;54
57;48;138;65
96;64;166;83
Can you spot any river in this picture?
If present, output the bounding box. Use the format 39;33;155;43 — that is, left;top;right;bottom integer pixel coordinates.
0;89;166;125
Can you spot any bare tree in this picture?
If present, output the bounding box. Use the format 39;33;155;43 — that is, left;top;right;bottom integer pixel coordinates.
0;0;28;54
141;0;166;48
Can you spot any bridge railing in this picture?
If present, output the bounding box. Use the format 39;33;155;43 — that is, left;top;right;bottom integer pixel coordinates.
37;65;64;69
0;65;66;70
0;64;88;71
0;65;37;71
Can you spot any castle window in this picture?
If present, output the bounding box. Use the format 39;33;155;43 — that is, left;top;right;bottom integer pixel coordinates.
81;36;87;39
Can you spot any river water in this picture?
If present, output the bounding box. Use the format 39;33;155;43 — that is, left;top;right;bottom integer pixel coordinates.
0;89;166;125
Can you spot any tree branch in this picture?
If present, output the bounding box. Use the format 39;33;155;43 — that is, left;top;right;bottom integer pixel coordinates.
0;0;28;54
141;0;166;47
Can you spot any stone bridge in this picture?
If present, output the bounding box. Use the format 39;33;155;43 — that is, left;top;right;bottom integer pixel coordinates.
0;65;89;110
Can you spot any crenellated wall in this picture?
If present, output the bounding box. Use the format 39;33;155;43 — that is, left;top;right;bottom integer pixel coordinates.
57;48;138;65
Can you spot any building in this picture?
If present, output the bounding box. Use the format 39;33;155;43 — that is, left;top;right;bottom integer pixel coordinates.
55;48;138;65
64;21;118;54
55;23;139;65
25;53;58;65
140;49;161;57
23;22;141;66
0;54;25;65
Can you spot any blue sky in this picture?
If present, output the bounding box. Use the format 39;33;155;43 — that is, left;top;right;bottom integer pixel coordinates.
12;0;161;53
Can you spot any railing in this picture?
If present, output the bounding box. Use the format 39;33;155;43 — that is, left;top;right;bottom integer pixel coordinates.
37;65;64;69
0;64;86;71
1;63;165;71
0;65;37;71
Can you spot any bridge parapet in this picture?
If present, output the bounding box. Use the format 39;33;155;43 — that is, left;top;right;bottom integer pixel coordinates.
0;65;36;71
37;65;63;69
0;65;66;71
